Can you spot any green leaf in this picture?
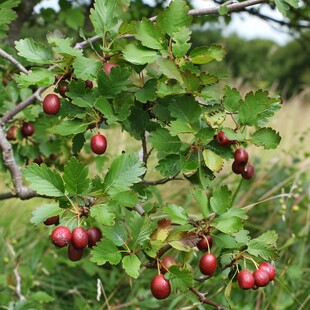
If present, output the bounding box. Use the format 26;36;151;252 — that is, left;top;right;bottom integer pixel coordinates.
66;79;97;108
169;96;201;123
122;254;141;279
148;128;182;154
156;154;181;177
275;0;298;16
23;164;65;197
222;128;245;141
60;7;85;30
135;79;157;103
30;203;62;226
213;216;243;234
247;230;278;260
172;26;192;58
169;120;196;136
110;190;139;207
98;67;131;98
90;239;122;265
218;5;229;15
157;0;192;37
123;43;157;65
15;38;53;64
223;86;241;112
103;154;146;194
210;186;231;214
100;223;127;246
239;90;273;126
72;133;85;154
89;0;119;35
203;149;224;173
54;120;89;136
90;204;115;226
165;266;194;293
129;213;153;246
136;18;165;50
28;291;54;303
156;58;183;83
15;69;55;87
232;230;251;244
162;204;188;225
0;0;20;26
63;157;90;195
73;56;102;80
47;36;82;58
94;96;118;124
190;45;226;64
251;127;281;149
193;188;209;219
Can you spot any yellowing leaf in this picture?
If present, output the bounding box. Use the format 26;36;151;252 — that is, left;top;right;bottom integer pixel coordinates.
203;149;223;173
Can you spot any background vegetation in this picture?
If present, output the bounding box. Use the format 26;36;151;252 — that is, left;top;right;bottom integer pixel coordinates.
0;0;309;309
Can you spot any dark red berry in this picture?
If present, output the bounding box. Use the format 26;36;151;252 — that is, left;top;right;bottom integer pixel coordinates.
85;80;93;89
33;156;43;165
199;253;217;276
161;256;176;273
21;122;35;137
57;80;69;98
7;125;17;141
258;262;276;281
68;243;84;261
90;134;107;155
43;94;60;115
102;62;117;75
242;162;255;180
216;131;234;146
234;148;249;167
237;270;255;290
253;269;270;287
197;234;213;251
51;226;71;248
232;160;246;175
71;227;88;249
44;215;59;226
87;227;102;248
150;274;171;300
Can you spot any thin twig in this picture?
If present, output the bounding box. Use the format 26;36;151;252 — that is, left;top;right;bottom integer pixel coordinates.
142;175;181;185
0;47;28;74
13;257;26;301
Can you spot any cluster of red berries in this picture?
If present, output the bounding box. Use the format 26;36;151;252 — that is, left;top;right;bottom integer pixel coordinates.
216;131;255;180
45;217;102;261
237;262;276;290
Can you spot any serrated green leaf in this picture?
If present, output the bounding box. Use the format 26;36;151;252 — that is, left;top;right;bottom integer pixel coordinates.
213;233;241;249
54;120;89;136
15;69;55;87
103;154;146;194
222;128;245;141
47;36;82;57
274;0;298;16
213;216;243;234
90;204;115;226
156;154;181;177
72;133;85;154
90;239;122;265
165;266;194;293
89;0;119;35
223;86;241;112
190;45;226;64
210;186;231;214
247;230;278;260
203;149;224;173
110;190;139;207
203;104;226;127
15;38;53;64
172;26;192;58
162;204;188;225
232;230;250;244
123;44;157;65
100;223;127;246
63;157;90;194
169;96;201;123
73;56;101;80
98;67;131;98
30;203;62;226
23;164;65;197
169;119;196;136
94;96;118;124
135;79;157;103
156;58;183;83
136;18;165;50
66;80;96;108
122;254;141;279
157;0;192;37
251;127;281;149
0;6;17;26
129;213;153;246
60;7;85;31
193;188;209;219
148;128;182;154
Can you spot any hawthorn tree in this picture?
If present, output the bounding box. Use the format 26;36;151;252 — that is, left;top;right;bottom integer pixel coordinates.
0;0;304;308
